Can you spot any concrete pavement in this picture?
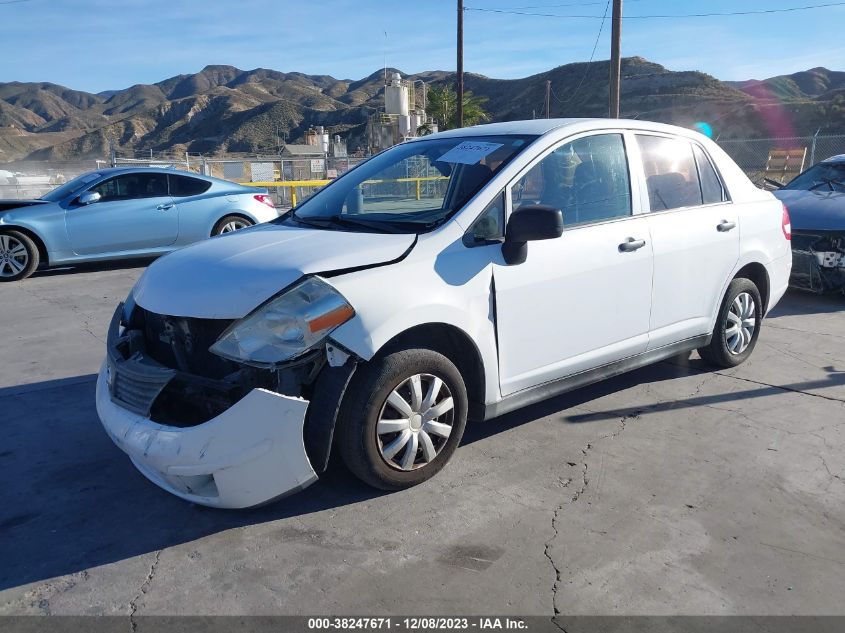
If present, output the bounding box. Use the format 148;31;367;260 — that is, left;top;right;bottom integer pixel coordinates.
0;262;842;616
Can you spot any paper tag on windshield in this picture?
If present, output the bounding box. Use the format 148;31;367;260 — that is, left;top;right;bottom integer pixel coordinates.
438;141;503;165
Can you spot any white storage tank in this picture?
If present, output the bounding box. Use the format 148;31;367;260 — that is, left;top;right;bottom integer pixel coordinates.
385;72;409;116
398;115;412;137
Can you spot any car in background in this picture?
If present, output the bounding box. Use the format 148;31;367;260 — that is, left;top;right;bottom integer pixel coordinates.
772;155;845;293
0;167;279;281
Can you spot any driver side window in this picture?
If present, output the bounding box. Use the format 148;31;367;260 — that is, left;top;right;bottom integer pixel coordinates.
90;173;169;202
510;133;632;227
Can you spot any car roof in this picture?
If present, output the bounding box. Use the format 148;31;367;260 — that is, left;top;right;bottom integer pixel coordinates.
820;154;845;164
82;166;240;187
418;117;711;143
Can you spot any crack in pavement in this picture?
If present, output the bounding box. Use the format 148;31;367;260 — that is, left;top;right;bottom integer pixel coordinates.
665;359;845;405
129;550;161;631
17;285;106;345
1;571;90;615
545;411;639;615
713;371;845;404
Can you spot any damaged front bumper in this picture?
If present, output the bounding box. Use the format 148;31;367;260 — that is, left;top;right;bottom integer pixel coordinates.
790;231;845;293
95;304;322;509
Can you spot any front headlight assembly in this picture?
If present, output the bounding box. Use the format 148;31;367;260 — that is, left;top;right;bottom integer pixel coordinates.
209;276;355;366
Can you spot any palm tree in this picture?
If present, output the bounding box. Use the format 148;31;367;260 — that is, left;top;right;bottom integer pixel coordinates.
460;91;491;127
427;84;455;130
426;84;490;130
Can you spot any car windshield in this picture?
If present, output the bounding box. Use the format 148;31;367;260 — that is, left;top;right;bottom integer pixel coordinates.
40;172;103;202
279;135;536;233
783;162;845;192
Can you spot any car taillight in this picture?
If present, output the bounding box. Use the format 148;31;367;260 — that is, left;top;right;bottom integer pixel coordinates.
781;203;791;241
254;194;275;209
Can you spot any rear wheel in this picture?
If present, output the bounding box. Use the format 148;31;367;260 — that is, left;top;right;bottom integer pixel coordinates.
0;230;39;282
212;215;253;235
698;278;762;368
335;348;468;490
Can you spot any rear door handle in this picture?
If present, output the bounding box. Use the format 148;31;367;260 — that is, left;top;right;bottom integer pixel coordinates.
717;220;736;232
157;203;174;211
619;237;647;252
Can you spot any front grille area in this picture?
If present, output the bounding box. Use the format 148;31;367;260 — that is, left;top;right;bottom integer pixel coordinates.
111;362;175;416
109;305;324;427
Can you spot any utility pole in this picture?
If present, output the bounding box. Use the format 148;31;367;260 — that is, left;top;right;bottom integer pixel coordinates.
609;0;623;118
457;0;464;128
545;80;551;119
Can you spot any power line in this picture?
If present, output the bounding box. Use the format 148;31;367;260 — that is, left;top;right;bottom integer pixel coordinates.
478;0;646;9
465;1;845;19
550;0;610;106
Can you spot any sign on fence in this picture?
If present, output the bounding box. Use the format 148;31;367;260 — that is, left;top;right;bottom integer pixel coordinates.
250;162;275;182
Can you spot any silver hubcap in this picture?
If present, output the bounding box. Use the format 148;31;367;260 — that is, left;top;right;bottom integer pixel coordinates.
0;235;28;278
725;292;756;355
220;219;250;233
376;373;454;471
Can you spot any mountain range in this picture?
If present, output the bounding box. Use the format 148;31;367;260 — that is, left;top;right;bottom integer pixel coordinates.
1;57;843;162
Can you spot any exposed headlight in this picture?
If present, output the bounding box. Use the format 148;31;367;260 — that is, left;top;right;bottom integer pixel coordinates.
209;277;355;366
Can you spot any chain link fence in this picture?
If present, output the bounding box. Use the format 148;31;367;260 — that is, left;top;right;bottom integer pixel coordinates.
111;154;367;208
4;135;845;202
716;134;845;186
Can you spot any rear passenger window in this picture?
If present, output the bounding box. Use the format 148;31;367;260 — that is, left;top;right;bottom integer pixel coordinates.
637;135;703;211
693;145;725;204
169;175;212;197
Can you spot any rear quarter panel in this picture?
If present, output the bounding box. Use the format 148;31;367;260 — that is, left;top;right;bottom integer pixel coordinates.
708;137;792;319
174;189;271;244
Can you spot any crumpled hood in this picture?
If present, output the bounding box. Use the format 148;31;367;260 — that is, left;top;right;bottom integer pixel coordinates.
133;223;415;318
774;189;845;232
0;199;49;213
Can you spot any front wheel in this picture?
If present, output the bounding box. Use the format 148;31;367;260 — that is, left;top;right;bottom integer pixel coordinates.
0;230;39;282
335;348;468;490
698;278;762;368
212;215;254;236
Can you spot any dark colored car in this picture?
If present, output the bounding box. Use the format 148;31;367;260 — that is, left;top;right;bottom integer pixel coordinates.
773;155;845;293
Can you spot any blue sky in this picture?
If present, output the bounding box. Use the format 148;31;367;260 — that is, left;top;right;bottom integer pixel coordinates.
1;0;844;93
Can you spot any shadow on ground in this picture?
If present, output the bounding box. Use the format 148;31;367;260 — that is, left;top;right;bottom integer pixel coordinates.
30;258;155;279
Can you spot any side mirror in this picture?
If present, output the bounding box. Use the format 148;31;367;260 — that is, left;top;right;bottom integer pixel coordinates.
77;191;101;205
502;204;563;265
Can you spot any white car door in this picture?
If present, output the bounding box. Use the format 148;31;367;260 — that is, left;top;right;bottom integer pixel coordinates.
634;134;740;348
493;132;654;396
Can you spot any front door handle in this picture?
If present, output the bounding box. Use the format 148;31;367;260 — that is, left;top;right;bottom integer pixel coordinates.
619;237;646;252
157;203;174;211
717;220;736;232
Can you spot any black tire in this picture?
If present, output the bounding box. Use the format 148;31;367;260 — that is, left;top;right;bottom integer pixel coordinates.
0;230;39;282
212;215;253;236
698;278;763;368
335;348;468;490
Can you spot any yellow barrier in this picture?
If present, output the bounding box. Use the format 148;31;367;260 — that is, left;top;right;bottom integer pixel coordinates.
244;176;448;206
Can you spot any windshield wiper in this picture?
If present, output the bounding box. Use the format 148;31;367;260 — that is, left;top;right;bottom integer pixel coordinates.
290;212;398;233
288;209;328;229
324;215;399;233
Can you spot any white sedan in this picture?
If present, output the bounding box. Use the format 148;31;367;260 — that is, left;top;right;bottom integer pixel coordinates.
96;118;792;508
